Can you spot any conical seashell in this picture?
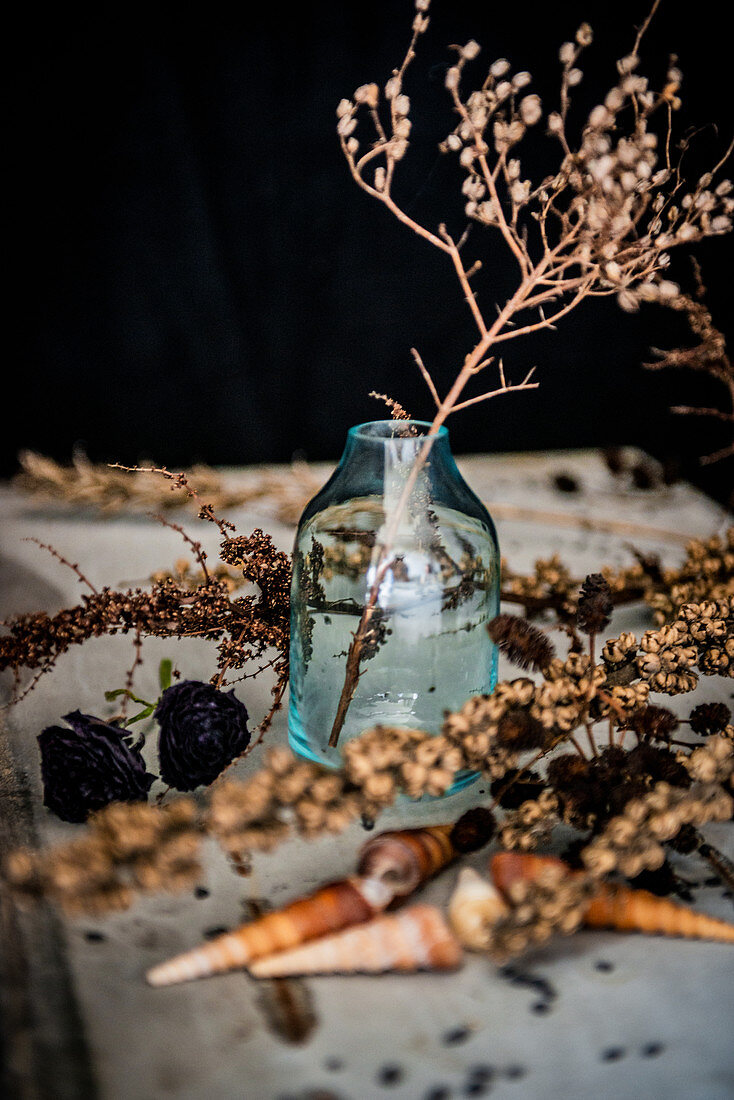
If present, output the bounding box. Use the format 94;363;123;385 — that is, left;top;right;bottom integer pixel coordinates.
584;883;734;942
448;867;509;951
249;904;463;978
490;852;567;897
146;875;394;987
490;852;734;945
356;824;457;898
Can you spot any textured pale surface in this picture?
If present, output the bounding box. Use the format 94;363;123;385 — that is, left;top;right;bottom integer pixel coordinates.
1;448;733;1100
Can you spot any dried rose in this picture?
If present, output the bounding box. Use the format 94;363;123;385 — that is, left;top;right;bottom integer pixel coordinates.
155;681;250;791
38;712;156;823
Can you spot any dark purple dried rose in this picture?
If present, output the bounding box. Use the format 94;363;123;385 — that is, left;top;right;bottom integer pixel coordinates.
38;712;156;823
155;680;250;791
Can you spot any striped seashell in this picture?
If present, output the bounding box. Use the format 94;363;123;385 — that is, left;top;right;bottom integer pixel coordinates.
249;904;463;978
490;852;734;944
356;824;457;897
583;883;734;941
448;867;509;951
146;874;393;987
490;852;567;896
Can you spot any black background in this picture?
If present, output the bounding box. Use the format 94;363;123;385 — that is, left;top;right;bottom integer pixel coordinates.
10;0;734;505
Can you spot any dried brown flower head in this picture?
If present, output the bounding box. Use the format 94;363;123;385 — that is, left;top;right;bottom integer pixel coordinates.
577;574;613;635
628;705;680;743
449;807;497;853
689;701;732;736
487;613;555;672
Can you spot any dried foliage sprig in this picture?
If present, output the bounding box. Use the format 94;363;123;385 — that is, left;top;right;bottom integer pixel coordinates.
501;527;734;627
645;263;734;464
5;532;733;938
329;0;734;746
0;472;291;761
13;451;326;527
0;533;289;696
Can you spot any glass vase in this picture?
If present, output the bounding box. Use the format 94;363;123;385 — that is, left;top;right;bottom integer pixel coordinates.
288;420;500;791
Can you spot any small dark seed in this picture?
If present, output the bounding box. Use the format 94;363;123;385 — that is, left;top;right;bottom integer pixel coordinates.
194;886;209;899
464;1081;489;1096
464;1064;494;1094
531;1002;550;1015
424;1089;450;1100
594;960;614;972
641;1043;664;1058
553;472;580;493
443;1025;472;1045
601;1047;625;1062
203;926;229;940
504;1065;526;1080
83;930;106;943
377;1064;403;1086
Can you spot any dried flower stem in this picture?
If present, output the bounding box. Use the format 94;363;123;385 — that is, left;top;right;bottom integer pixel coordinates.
329;0;733;744
22;538;98;594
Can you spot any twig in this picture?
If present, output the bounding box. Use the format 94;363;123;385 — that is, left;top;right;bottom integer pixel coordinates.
411;347;441;408
22;538;98;593
326;0;734;744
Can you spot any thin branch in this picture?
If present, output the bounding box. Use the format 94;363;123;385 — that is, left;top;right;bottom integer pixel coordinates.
451;369;537;413
23;538;98;594
152;515;210;584
439;223;490;338
411;348;441;408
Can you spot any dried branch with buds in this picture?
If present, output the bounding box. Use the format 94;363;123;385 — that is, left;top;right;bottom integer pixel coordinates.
328;0;733;745
645;263;734;464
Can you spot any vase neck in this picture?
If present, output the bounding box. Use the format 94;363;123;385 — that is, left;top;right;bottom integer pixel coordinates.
340;420;453;479
298;418;493;534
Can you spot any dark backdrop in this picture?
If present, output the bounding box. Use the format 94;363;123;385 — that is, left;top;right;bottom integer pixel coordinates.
10;1;734;505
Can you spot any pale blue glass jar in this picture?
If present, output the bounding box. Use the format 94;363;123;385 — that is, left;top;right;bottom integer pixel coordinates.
288;420;500;791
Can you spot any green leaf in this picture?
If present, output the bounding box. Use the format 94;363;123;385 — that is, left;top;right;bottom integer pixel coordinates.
104;688;153;707
158;659;173;693
125;706;156;726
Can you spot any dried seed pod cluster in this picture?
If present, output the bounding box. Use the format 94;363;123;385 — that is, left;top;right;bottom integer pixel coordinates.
208;747;362;852
498;791;560;852
5;800;201;916
343;726;464;809
583;771;733;878
684;734;734;785
646;532;734;626
601;631;638;684
481;855;595;961
638;598;734;693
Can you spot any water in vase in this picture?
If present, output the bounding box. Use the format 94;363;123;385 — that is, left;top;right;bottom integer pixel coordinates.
288;423;500;792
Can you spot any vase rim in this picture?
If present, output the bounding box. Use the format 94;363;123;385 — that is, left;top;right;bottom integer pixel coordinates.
348;419;449;443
